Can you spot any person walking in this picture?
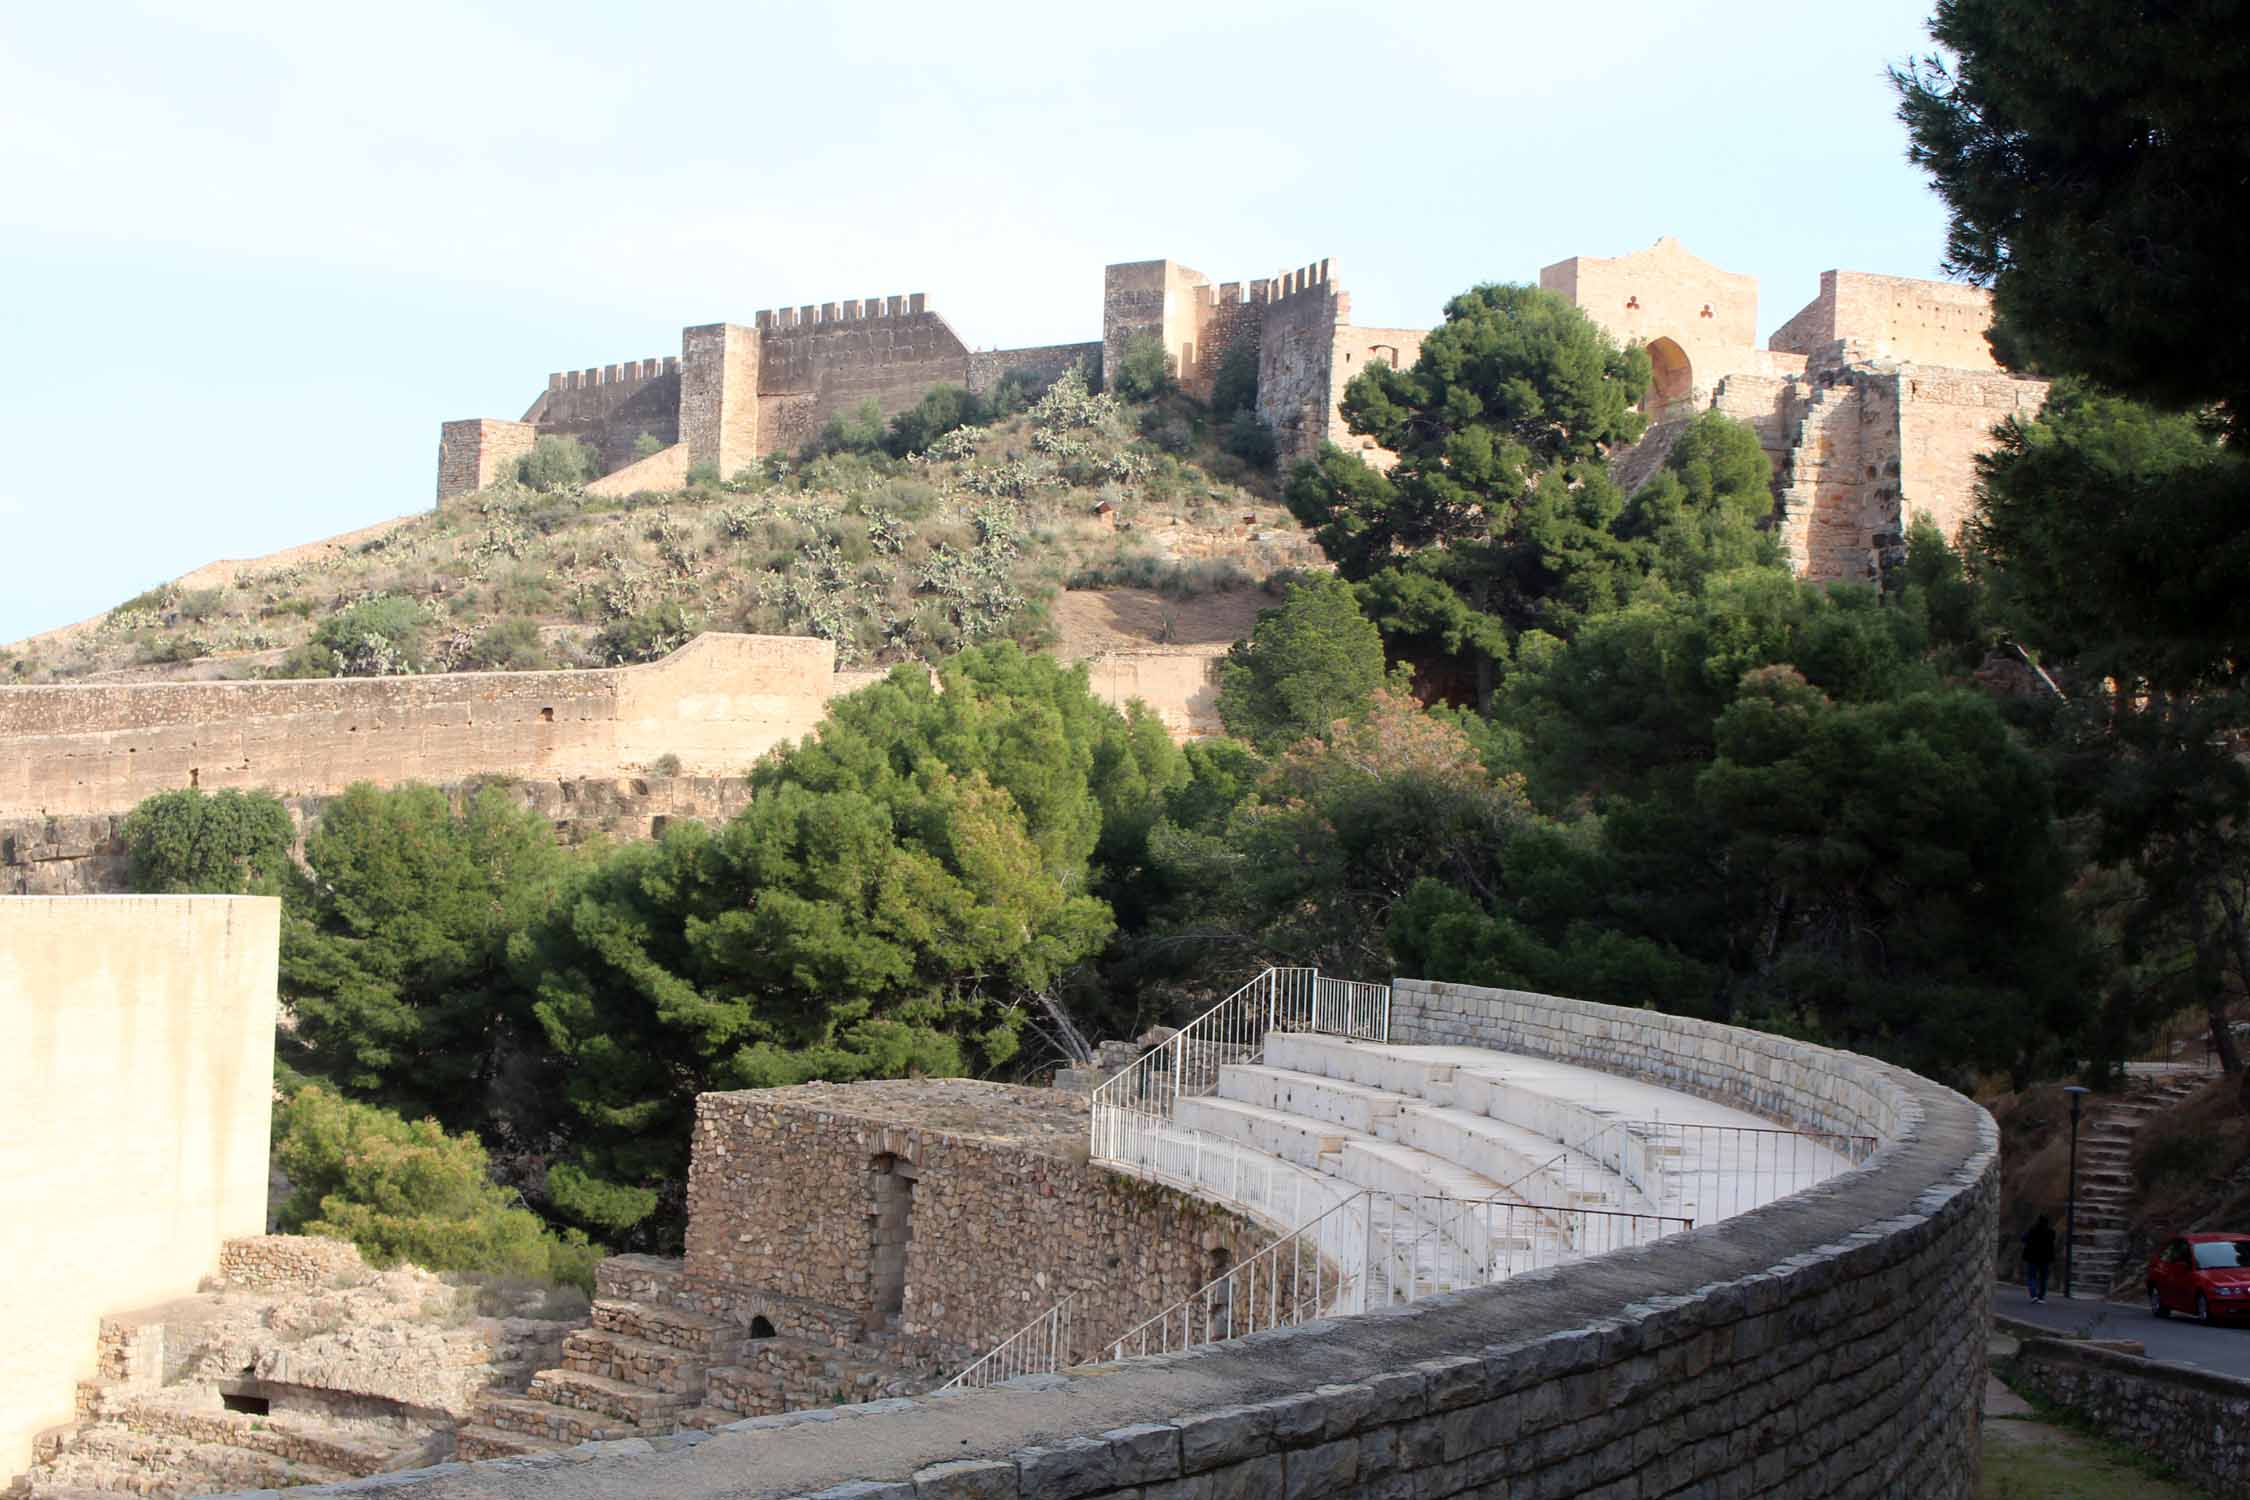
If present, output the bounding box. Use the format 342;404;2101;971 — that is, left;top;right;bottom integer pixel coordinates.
2022;1213;2058;1303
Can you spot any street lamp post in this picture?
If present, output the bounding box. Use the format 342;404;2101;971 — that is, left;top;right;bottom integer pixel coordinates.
2062;1084;2091;1300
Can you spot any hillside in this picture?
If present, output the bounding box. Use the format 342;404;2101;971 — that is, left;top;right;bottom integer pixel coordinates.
0;375;1319;685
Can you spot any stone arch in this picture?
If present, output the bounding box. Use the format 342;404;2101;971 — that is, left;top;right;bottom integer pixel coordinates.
1644;336;1694;414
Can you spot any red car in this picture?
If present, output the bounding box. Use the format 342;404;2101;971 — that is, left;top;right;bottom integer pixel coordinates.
2147;1234;2250;1322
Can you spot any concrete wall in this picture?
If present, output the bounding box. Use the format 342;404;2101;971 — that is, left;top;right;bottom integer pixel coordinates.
0;895;278;1479
2010;1337;2250;1498
245;976;1996;1500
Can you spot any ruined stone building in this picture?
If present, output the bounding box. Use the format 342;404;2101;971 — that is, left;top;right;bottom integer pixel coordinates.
438;238;2044;587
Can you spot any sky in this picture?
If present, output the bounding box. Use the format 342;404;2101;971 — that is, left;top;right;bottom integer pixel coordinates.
0;0;1959;646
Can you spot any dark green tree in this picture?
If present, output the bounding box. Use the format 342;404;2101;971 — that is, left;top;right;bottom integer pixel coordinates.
1282;284;1656;702
274;1085;601;1289
121;787;295;895
1895;0;2250;436
884;384;991;458
1112;334;1176;402
1216;575;1389;751
282;783;572;1127
1210;343;1259;418
513;645;1172;1244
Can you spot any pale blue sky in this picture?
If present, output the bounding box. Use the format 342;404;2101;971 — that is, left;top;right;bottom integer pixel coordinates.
0;0;1953;645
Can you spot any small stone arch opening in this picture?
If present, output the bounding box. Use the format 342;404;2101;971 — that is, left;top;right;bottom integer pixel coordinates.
1644;337;1694;415
748;1314;776;1339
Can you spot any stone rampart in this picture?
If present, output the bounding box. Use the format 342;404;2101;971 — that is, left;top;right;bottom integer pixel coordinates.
2009;1337;2250;1497
0;895;278;1479
246;977;1995;1499
214;1235;369;1291
0;634;836;820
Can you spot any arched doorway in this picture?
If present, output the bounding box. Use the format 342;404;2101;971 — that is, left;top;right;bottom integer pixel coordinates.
1644;337;1694;415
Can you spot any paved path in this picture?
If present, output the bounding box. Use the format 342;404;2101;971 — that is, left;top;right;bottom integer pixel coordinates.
1994;1282;2250;1379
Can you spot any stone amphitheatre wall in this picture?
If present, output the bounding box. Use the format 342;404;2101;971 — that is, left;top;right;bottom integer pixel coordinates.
0;895;278;1480
252;977;1996;1500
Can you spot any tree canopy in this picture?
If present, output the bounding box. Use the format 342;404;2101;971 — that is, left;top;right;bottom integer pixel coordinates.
1216;575;1389;751
1895;0;2250;437
122;786;295;895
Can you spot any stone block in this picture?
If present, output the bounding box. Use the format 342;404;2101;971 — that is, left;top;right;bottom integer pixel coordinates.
912;1458;1019;1499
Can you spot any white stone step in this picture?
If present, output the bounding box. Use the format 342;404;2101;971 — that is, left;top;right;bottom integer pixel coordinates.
1216;1063;1408;1135
1173;1095;1349;1169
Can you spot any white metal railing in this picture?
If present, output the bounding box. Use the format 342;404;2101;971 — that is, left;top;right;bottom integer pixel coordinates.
1100;1191;1694;1361
1618;1121;1878;1224
941;1293;1076;1391
1088;968;1389;1163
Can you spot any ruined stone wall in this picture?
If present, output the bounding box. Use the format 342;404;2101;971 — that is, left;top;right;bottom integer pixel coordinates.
435;420;538;504
752;296;970;441
1078;646;1225;739
1773;373;1889;582
680;1082;1273;1370
0;895;278;1479
1100;260;1188;392
583;440;689;498
1896;367;2048;546
0;634;835;820
215;1236;369;1291
2010;1337;2250;1498
966;341;1105;397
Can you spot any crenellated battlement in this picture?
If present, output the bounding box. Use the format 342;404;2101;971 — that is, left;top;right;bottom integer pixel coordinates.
546;357;679;393
755;294;930;332
1267;258;1337;304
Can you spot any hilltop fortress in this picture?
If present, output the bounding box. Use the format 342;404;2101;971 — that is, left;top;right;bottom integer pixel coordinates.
440;237;2046;582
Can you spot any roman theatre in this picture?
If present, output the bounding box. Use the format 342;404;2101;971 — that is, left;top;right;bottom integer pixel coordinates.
179;965;1994;1500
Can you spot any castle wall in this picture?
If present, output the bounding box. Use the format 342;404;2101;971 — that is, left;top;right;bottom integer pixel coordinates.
0;895;278;1479
1542;236;1763;418
680;324;763;482
966;342;1104;397
1100;261;1207;397
0;634;839;820
1257;263;1346;464
1896;368;2048;547
584;440;690;498
435;420;538;504
752;296;971;442
1329;324;1427;468
1773;271;2000;372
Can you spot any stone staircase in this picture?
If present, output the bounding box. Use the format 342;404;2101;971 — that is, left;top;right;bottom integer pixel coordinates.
2067;1071;2211;1298
458;1266;940;1459
1608;416;1691;496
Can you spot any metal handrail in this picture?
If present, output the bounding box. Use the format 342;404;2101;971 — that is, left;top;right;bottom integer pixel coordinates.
941;1292;1077;1391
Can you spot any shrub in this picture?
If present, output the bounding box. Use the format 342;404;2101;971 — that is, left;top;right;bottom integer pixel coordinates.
457;617;552;671
652;752;683;776
274;1086;601;1292
309;594;429;677
1211;342;1260;418
989;365;1059;416
594;601;696;664
686;460;722;487
519;435;599;492
135;633;209;665
1221;411;1279;469
884;384;990;458
1066;553;1252;598
121;787;296;894
1112;333;1177;402
630;431;665;462
817;398;887;456
176;587;229;622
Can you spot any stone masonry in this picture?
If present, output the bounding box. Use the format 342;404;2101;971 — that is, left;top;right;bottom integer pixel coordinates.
456;1081;1277;1461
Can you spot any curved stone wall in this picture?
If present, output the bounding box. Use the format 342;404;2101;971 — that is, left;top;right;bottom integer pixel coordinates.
220;978;1997;1500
